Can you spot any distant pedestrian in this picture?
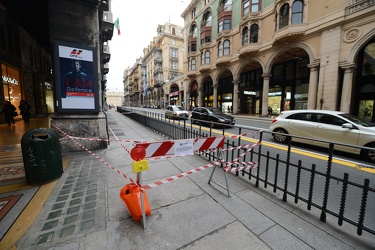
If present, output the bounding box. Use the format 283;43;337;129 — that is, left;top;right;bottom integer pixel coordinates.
0;100;16;126
19;99;31;124
268;106;273;115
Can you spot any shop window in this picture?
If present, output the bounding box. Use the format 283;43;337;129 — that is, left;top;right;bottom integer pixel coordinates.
362;43;375;76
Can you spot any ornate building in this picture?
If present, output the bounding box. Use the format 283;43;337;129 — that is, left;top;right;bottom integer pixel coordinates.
181;0;375;121
141;23;185;108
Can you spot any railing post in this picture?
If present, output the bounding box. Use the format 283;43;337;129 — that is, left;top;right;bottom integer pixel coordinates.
357;178;370;236
282;136;292;201
338;173;349;226
255;131;263;187
320;143;334;222
307;164;316;210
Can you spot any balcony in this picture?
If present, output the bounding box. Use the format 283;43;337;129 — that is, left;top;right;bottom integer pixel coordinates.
346;0;375;15
272;24;307;46
102;44;110;64
186;69;198;77
102;12;114;41
198;63;212;73
215;55;232;67
238;43;261;58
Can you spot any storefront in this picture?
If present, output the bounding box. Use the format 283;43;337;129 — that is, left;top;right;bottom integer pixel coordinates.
2;64;22;118
169;91;179;105
355;40;375;122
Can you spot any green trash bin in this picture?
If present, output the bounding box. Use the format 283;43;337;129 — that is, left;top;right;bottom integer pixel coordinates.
21;128;63;185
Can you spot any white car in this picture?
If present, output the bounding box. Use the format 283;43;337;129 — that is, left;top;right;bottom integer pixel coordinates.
269;110;375;163
165;105;189;120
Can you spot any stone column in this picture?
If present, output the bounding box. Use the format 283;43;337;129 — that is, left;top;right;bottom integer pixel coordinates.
261;74;270;116
233;80;239;114
340;63;355;113
198;86;203;107
213;84;218;108
307;63;319;109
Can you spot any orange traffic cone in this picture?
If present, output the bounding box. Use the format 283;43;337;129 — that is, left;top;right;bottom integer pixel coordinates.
120;183;151;221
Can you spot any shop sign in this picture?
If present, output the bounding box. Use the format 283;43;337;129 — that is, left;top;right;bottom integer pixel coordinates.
2;76;18;85
243;91;256;95
169;91;179;97
268;91;282;96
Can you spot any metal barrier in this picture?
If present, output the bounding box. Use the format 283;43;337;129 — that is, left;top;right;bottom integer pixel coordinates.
117;106;375;236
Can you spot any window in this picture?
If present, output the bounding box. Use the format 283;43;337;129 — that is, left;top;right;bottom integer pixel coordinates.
224;19;231;30
279;4;289;29
218;42;223;56
251;0;259;12
250;24;258;43
203;11;212;27
190;24;197;38
201;51;211;65
242;27;249;46
292;0;303;24
205;0;210;5
243;0;249;16
223;40;230;55
170;61;178;70
188;60;191;70
191;8;196;19
191;59;196;70
172;27;176;35
221;0;232;11
218;21;223;33
170;48;178;58
205;51;211;64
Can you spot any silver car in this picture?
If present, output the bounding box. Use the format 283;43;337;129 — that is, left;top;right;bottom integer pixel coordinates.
165;105;189;120
269;110;375;163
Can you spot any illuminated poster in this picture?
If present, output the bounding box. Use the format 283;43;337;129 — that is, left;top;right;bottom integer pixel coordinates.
54;42;98;112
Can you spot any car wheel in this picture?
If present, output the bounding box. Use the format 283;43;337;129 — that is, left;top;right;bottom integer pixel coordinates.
362;143;375;163
272;128;289;144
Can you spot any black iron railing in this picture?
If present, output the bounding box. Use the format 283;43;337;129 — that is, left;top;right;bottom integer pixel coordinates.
117;107;375;236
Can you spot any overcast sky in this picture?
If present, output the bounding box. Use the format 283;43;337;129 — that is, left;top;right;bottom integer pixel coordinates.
106;0;188;92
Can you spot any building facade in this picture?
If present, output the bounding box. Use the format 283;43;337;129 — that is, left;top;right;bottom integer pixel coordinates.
124;58;143;107
105;89;124;108
181;0;375;121
141;23;185;108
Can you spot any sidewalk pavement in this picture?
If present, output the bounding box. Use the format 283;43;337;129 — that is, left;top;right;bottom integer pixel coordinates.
1;110;375;249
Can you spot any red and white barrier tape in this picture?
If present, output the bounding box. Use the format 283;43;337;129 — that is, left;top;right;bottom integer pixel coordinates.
142;161;221;190
51;123;135;184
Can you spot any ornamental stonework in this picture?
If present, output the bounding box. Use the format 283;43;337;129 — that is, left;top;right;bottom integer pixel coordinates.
344;28;361;43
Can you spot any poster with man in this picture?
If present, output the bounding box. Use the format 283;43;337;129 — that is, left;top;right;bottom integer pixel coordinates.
58;44;96;111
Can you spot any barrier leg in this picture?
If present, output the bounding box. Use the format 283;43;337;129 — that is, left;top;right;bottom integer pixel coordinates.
207;152;231;197
137;172;147;229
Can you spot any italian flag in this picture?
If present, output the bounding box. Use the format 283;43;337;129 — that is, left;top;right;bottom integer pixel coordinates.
114;18;121;35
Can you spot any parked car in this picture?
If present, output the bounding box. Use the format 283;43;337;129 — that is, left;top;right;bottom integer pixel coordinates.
269;110;375;163
191;107;235;126
165;105;189;119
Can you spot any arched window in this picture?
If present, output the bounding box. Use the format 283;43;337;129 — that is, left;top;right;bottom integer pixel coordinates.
218;41;223;57
242;27;249;46
201;52;205;65
221;0;232;11
250;24;258;43
292;0;303;24
188;60;191;71
191;59;196;70
223;40;230;55
203;11;212;26
190;24;197;38
279;4;289;29
205;51;211;64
